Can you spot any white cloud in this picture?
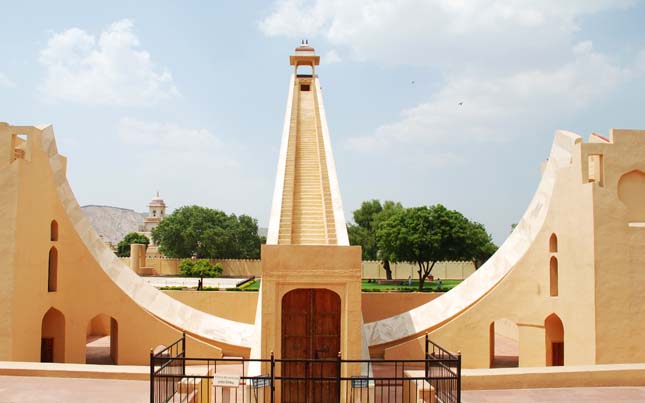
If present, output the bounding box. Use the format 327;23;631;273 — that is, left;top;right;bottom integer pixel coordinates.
119;117;220;150
262;1;642;159
0;72;15;88
348;42;632;149
116;118;268;214
39;19;178;106
117;117;240;169
260;0;634;71
324;50;342;64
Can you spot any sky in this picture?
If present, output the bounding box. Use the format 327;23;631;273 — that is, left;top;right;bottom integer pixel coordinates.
2;0;645;244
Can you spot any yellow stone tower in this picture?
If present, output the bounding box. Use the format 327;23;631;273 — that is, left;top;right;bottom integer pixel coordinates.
259;43;363;398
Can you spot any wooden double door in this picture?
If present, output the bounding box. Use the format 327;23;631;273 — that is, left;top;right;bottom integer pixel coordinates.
281;288;341;403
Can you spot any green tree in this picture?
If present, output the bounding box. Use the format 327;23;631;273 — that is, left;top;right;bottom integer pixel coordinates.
348;200;403;279
466;221;498;269
377;204;492;290
152;206;262;259
116;232;150;257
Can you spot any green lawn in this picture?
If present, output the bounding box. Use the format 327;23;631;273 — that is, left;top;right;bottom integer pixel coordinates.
241;279;261;291
361;279;461;292
239;279;461;292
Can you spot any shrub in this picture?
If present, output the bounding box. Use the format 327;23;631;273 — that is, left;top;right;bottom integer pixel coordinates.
179;259;223;278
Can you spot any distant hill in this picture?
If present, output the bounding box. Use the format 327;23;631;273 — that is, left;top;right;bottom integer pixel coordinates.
82;205;269;244
81;205;146;244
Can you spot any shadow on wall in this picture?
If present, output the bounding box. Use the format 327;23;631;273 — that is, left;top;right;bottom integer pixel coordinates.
86;314;118;365
618;170;645;222
489;318;519;368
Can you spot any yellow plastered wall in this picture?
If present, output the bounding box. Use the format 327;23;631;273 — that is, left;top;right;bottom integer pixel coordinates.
380;131;597;368
260;244;363;359
588;130;645;364
0;123;20;360
160;290;440;327
260;244;363;402
1;124;226;364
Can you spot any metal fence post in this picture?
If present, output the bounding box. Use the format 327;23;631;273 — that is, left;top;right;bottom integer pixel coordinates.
336;352;342;402
425;333;429;379
457;351;462;403
271;351;275;403
181;332;186;376
149;348;154;403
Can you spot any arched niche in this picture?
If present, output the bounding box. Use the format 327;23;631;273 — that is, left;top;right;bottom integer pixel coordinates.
489;319;519;368
41;307;65;363
86;314;118;364
617;170;645;221
296;64;314;76
549;233;557;253
50;220;58;241
550;256;558;297
545;313;564;366
48;247;58;292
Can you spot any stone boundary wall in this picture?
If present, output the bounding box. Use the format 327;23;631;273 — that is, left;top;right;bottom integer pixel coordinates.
361;260;475;280
121;257;475;279
119;257;261;277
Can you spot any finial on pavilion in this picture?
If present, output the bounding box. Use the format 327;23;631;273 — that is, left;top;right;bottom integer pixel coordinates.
291;41;320;69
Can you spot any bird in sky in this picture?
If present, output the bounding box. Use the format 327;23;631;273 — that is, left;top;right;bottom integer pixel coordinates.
458;102;464;106
411;80;415;84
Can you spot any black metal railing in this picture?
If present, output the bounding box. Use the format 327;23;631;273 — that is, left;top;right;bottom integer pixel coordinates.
150;334;186;403
426;334;461;403
151;333;461;403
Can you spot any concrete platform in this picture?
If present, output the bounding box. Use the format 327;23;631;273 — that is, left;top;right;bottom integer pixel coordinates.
462;363;645;390
0;361;148;380
463;386;645;402
0;375;147;403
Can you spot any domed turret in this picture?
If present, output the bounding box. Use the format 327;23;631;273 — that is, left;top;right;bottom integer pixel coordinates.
143;192;166;231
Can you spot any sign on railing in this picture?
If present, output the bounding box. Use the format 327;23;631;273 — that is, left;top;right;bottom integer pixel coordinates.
213;373;241;388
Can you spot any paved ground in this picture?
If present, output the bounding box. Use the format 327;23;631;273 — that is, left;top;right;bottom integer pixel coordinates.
0;375;147;403
463;386;645;402
0;375;644;403
143;276;246;289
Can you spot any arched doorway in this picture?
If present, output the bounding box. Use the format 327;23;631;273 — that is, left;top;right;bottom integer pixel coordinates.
545;313;564;366
86;314;118;364
296;64;314;77
281;288;340;403
41;307;65;363
489;319;519;368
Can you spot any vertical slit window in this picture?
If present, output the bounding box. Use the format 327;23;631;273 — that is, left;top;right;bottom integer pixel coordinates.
588;154;604;186
48;247;58;292
549;233;557;253
50;220;58;241
550;256;558;297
